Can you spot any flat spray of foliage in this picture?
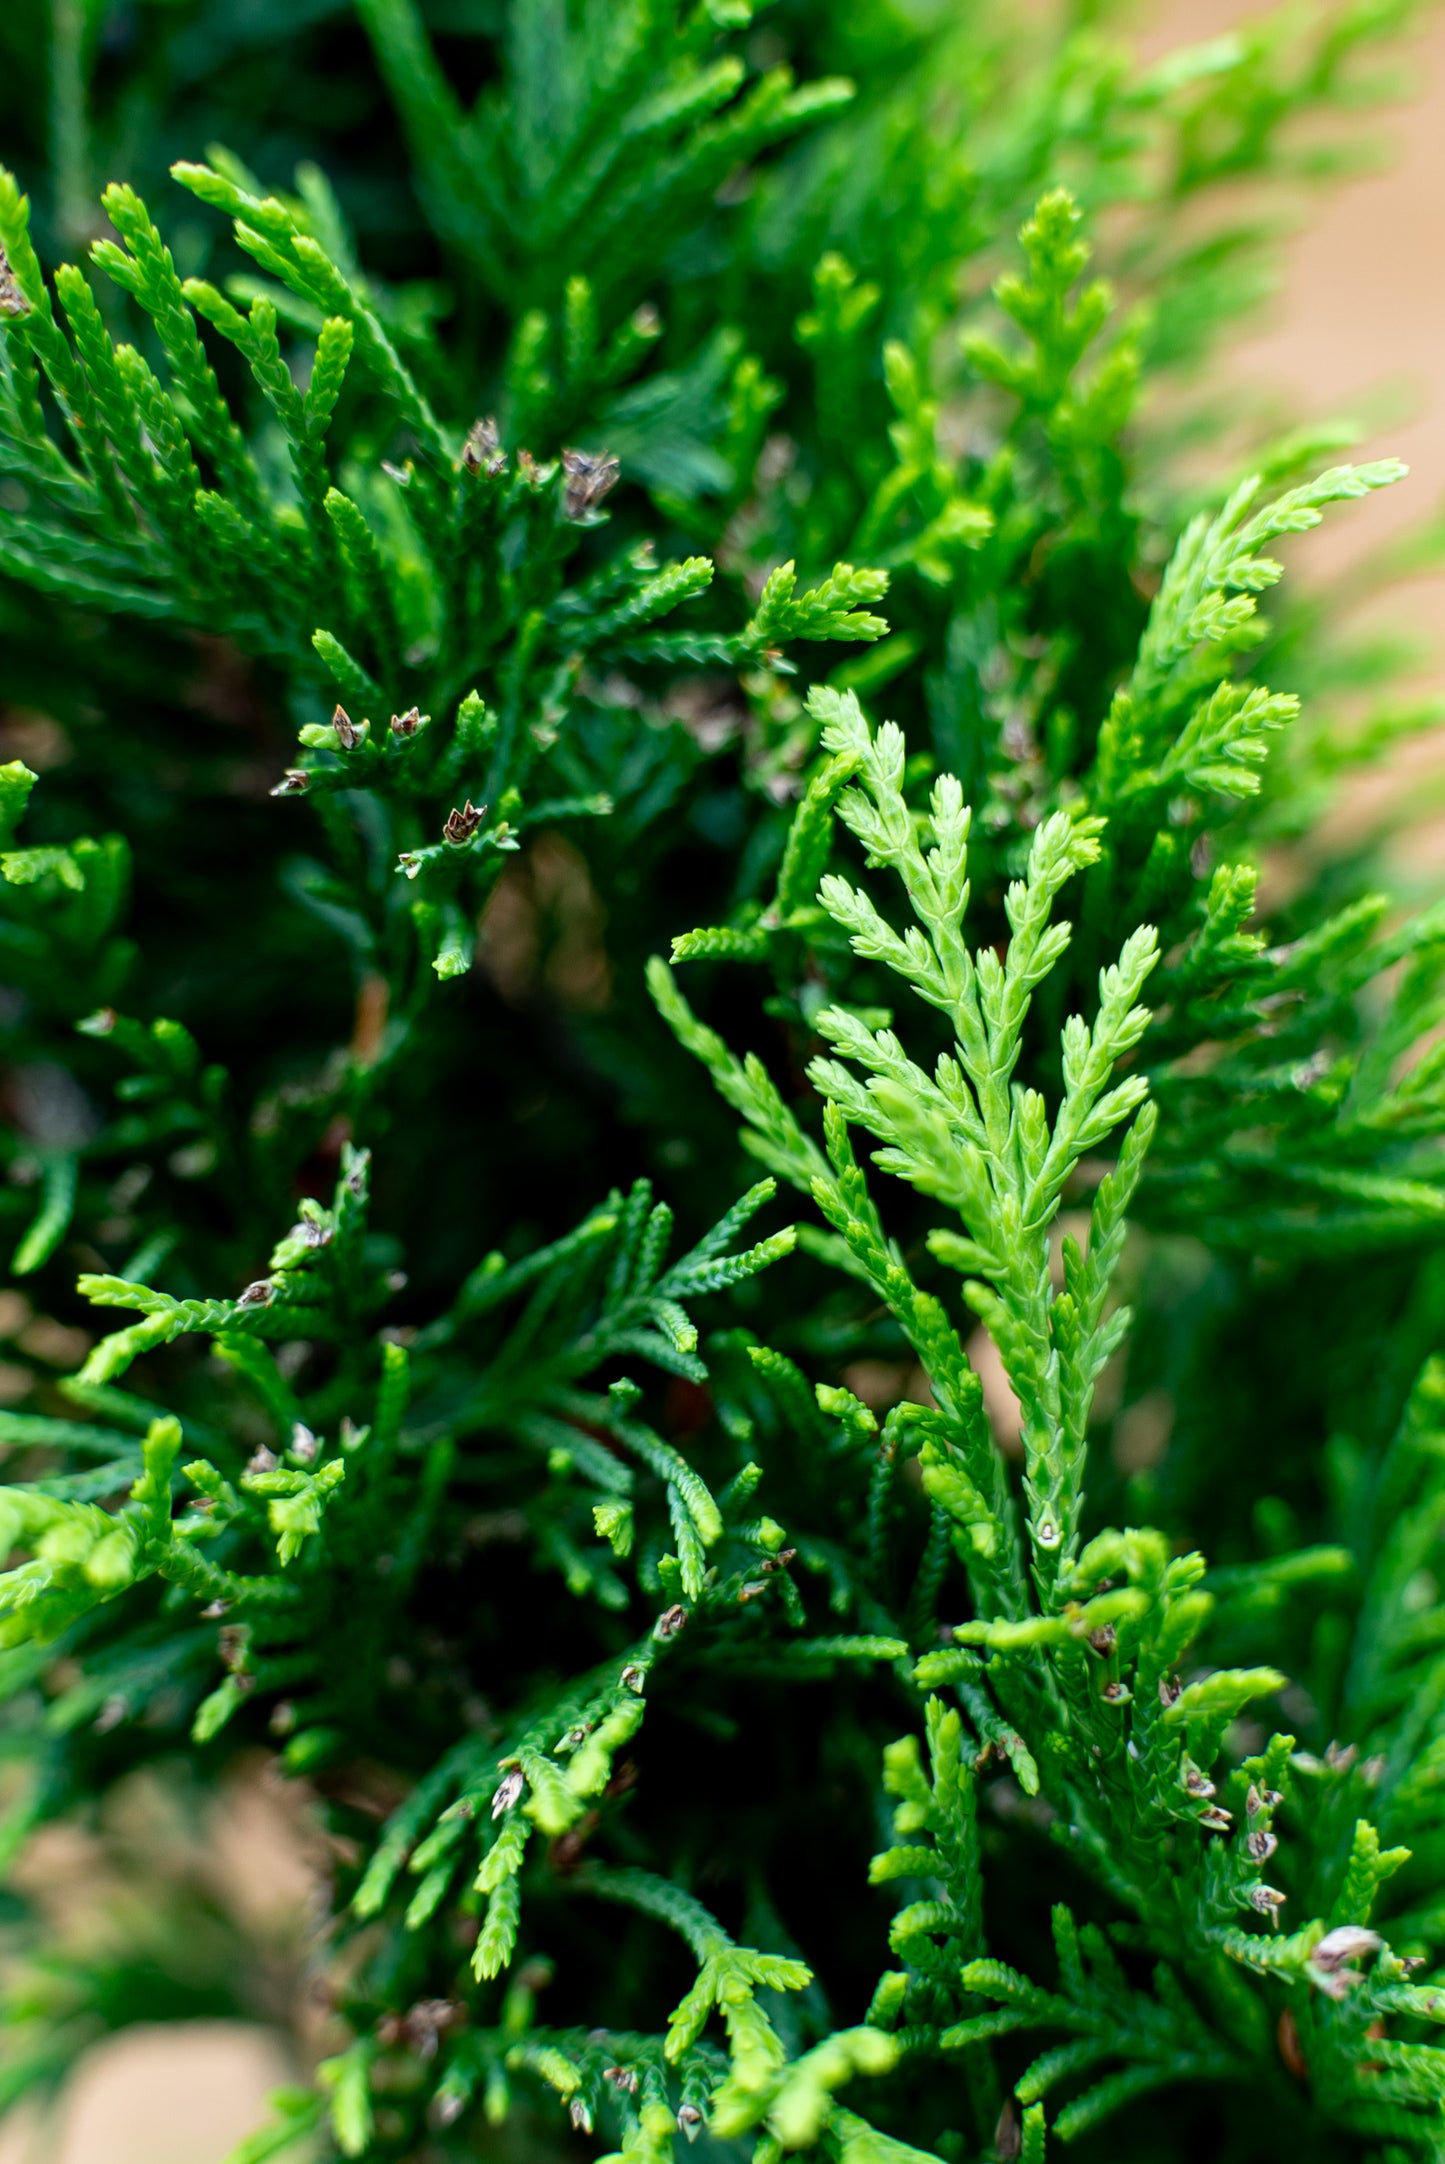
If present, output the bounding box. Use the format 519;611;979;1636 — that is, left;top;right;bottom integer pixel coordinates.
1;0;1445;2159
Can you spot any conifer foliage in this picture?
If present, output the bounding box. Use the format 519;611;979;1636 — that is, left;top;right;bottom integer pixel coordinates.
0;1;1444;2159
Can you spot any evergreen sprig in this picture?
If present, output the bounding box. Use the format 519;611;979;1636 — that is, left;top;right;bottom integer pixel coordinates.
0;3;1442;2161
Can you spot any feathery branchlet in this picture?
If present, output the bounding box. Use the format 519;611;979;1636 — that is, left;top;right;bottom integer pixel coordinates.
0;4;1437;2159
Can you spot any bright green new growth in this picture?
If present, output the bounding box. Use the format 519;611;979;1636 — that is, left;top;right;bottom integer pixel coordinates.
656;683;1445;2158
1;0;1445;2159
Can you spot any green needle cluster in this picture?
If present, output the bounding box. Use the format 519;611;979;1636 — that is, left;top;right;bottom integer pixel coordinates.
0;3;1442;2160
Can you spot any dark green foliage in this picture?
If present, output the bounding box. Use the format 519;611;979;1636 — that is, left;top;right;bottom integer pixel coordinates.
1;2;1445;2161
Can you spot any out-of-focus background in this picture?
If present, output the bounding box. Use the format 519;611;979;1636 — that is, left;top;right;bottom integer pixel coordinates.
3;0;1445;2155
1141;0;1445;884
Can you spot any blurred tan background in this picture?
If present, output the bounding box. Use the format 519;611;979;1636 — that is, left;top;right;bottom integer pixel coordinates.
0;2029;298;2164
7;1;1445;2157
1135;3;1445;890
1145;0;1445;632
